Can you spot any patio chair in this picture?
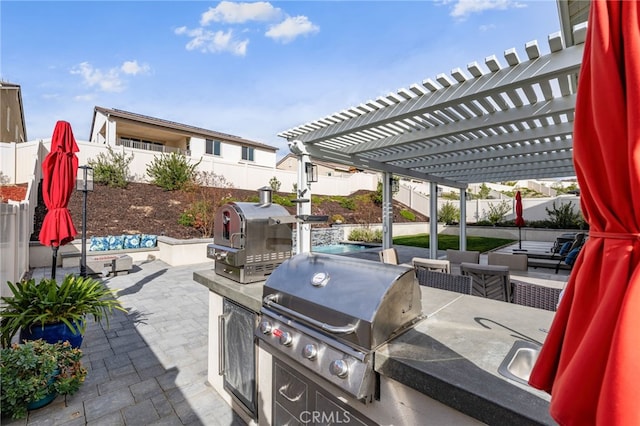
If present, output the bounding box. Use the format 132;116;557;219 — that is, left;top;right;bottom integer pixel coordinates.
460;263;511;302
487;253;528;272
412;258;451;274
415;269;472;295
446;249;480;264
379;248;399;265
511;281;562;311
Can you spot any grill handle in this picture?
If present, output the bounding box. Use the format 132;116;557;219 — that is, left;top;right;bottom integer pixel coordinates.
218;313;230;375
263;294;358;334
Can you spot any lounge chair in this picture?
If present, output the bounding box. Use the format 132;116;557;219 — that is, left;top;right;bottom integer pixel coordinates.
527;233;586;260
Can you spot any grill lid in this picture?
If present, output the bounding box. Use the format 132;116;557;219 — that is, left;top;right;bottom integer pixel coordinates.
263;252;422;350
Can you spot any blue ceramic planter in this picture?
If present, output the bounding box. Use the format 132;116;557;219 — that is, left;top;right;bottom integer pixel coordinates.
26;368;59;411
26;391;57;411
20;322;83;348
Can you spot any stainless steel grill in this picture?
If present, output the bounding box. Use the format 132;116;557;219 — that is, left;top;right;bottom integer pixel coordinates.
256;252;423;401
207;187;293;283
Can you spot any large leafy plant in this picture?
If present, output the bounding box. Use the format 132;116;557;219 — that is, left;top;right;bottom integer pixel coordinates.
0;274;126;348
1;339;87;419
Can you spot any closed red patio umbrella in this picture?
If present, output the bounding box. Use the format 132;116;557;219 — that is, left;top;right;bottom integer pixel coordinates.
38;121;79;279
529;1;640;424
514;191;525;251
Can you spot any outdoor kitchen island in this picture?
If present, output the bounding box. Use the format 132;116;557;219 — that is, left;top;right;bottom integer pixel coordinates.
193;264;555;426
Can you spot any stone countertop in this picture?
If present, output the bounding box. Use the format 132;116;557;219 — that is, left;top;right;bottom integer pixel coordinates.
375;287;555;425
193;268;263;313
193;268;555;425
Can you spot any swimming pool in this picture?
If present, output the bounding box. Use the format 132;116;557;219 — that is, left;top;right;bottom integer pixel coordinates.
312;243;371;254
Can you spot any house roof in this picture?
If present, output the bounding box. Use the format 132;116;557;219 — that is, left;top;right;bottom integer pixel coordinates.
278;26;587;190
276;152;367;173
92;106;278;151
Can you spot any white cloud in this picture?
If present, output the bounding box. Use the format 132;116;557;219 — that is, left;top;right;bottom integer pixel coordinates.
70;60;149;93
70;62;125;93
265;15;319;44
442;0;525;19
177;2;317;55
200;1;281;25
121;60;150;75
175;26;248;56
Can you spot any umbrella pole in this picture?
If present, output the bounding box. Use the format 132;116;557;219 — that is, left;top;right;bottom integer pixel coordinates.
519;227;522;250
51;246;58;279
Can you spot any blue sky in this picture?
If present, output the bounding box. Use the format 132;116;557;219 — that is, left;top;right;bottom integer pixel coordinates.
1;0;561;158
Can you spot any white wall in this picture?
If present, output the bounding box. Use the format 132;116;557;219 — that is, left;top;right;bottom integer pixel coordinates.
0;142;17;183
11;139;378;195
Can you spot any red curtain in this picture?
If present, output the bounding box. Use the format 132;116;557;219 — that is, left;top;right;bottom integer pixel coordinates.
529;1;640;424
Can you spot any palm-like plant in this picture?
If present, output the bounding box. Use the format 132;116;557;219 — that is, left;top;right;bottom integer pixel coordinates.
0;274;126;348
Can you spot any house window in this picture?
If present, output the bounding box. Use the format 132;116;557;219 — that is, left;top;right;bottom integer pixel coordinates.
206;139;221;156
242;146;254;162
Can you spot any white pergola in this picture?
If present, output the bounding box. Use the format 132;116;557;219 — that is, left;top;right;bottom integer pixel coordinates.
280;25;586;258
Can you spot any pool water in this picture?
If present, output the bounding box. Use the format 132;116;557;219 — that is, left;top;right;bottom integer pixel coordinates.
312;244;369;254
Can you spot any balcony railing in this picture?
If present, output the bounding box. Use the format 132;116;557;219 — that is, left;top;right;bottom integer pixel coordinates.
116;138;190;156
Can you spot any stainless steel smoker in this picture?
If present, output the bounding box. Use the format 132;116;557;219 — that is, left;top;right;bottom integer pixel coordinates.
207;187;293;283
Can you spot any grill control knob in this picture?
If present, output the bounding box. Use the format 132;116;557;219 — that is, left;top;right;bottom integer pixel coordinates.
302;344;318;360
330;359;349;378
279;332;293;346
259;321;272;335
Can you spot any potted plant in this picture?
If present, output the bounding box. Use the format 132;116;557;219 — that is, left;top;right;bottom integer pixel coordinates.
0;339;87;419
0;274;126;348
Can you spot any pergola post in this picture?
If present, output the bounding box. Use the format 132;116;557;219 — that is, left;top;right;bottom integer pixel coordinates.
382;172;393;249
460;188;467;251
429;182;438;259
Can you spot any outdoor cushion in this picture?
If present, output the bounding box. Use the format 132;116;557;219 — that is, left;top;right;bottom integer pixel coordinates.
108;235;124;250
123;234;141;249
565;248;581;267
558;241;573;256
89;236;109;251
140;234;157;248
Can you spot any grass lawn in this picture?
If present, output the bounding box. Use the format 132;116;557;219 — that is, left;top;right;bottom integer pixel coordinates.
393;234;515;253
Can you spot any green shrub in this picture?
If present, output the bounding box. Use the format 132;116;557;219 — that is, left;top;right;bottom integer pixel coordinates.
486;201;511;225
269;176;281;192
1;340;87;419
438;202;460;225
88;146;133;188
339;197;356;210
178;200;215;233
0;275;125;348
331;214;345;224
545;201;583;229
272;194;294;207
179;172;233;237
400;209;416;221
348;227;382;243
146;152;200;191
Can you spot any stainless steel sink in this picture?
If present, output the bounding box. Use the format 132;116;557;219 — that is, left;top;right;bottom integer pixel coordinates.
498;340;541;385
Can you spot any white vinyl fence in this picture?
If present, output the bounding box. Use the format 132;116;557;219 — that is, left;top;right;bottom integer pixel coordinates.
1;149;40;296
